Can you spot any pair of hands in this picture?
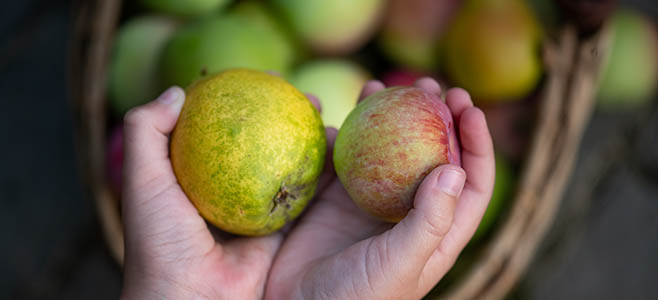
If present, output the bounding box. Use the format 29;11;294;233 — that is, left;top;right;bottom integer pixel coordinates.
120;78;495;300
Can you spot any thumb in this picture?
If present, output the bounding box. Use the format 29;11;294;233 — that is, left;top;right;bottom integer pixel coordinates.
122;86;185;195
373;165;465;277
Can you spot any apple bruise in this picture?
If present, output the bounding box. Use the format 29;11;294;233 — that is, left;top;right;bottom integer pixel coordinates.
270;185;296;219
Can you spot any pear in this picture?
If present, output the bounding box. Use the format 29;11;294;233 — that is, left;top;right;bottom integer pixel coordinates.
171;69;326;235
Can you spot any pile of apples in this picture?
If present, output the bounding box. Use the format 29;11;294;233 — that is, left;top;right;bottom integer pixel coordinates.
105;0;658;268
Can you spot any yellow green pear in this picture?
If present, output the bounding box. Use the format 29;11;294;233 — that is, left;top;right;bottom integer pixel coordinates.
171;69;326;235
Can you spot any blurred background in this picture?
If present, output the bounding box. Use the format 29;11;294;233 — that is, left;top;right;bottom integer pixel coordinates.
1;0;657;298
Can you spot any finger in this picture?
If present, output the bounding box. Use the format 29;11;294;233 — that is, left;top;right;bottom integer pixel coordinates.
445;88;474;124
358;80;386;102
306;93;322;113
414;77;441;97
371;165;465;278
121;87;219;260
438;107;495;256
123;86;185;196
317;127;338;193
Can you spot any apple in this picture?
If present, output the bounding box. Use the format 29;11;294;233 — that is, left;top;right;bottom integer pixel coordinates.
380;69;427;87
378;0;461;71
290;60;369;128
271;0;385;55
380;69;450;99
161;13;296;88
107;15;179;116
334;87;461;222
481;96;538;162
442;0;543;104
597;10;658;109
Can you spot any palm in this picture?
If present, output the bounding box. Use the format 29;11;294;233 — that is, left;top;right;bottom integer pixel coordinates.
266;80;495;299
123;181;282;299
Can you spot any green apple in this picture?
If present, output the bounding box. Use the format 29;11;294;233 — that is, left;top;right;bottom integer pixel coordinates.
232;0;304;60
290;60;369;128
271;0;384;54
442;0;543;103
161;13;296;88
141;0;231;17
597;10;658;109
472;154;514;242
107;15;179;116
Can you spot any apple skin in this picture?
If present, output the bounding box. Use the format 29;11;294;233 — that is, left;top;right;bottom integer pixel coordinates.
334;87;461;222
106;125;123;197
290;60;369;128
380;69;426;87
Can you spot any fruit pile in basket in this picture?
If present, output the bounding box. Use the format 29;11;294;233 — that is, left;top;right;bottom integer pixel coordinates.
104;0;658;293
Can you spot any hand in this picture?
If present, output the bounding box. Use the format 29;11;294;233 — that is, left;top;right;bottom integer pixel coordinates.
265;79;495;300
120;87;283;300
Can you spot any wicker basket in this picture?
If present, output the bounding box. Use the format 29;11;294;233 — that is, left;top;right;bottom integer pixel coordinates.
69;0;611;298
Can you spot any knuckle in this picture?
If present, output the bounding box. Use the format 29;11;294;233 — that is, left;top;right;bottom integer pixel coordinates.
123;106;150;127
422;202;454;239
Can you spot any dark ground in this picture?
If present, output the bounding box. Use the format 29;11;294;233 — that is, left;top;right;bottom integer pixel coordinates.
1;0;656;299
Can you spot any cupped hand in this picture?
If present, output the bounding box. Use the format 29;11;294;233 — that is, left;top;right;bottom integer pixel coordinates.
265;79;495;300
120;87;284;300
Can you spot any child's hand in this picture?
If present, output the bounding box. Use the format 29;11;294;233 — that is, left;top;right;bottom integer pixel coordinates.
265;78;496;300
120;87;283;300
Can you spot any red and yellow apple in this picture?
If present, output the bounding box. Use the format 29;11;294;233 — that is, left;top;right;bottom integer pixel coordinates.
334;87;460;222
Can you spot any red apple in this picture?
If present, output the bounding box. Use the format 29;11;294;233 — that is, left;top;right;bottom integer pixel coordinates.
380;69;426;87
107;125;123;197
378;0;462;70
334;87;461;222
481;97;537;162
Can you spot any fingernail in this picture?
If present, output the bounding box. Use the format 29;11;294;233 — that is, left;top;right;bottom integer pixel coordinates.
436;168;465;197
157;86;184;105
